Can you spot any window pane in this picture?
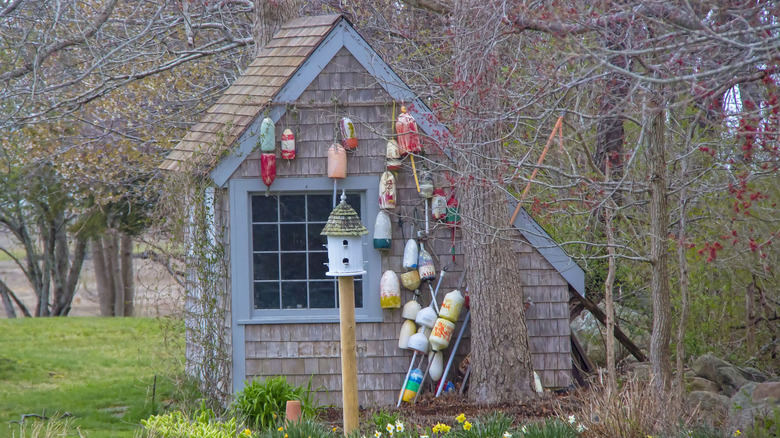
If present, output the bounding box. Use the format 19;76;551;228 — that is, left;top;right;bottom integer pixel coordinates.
280;253;307;280
254;282;280;309
354;279;363;308
253;224;278;252
345;193;361;216
279;195;305;222
282;282;308;309
307;225;327;251
253;253;279;281
309;281;336;308
280;224;306;251
307;195;331;222
308;252;329;279
252;195;278;223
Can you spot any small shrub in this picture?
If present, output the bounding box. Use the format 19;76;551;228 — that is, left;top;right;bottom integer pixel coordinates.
141;409;239;438
259;418;340;438
519;418;580;438
450;413;514;438
229;376;324;430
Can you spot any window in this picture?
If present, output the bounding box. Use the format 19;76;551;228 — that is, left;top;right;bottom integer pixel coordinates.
251;193;363;310
230;176;382;324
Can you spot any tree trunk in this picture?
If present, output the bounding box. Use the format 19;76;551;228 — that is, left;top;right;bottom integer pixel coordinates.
253;0;299;54
604;164;617;394
675;157;690;400
648;104;672;395
120;234;134;317
50;237;88;316
104;230;124;317
454;0;535;403
746;279;756;356
0;282;16;318
93;237;114;316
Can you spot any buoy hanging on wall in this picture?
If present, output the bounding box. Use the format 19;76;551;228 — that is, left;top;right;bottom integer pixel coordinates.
402;239;419;270
340;117;358;149
379;270;401;309
327;143;346;179
395;106;421;155
259;117;275;152
386;140;402;170
261;153;276;188
415;305;437;329
417;245;436;282
400;270;421;291
446;193;461;228
379;171;396;210
432;189;447;220
373;210;392;250
281;129;296;159
402;299;421;320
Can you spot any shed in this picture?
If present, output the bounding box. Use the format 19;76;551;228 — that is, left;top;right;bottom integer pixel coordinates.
161;14;585;406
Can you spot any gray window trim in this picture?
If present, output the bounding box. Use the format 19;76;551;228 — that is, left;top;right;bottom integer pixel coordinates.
230;176;383;325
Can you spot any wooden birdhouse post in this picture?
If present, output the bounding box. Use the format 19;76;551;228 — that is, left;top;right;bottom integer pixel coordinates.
320;191;368;434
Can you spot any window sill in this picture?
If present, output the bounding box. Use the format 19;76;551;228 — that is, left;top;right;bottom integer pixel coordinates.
237;314;384;325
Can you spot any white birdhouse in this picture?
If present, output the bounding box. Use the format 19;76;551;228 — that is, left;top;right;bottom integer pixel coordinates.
320;191;368;277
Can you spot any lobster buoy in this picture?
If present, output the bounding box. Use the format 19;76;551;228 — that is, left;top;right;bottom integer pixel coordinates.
386;139;402;170
402;368;424;403
380;270;401;309
327;143;346;179
400;270;421;291
398;319;416;349
429;351;444;381
432;189;447;220
373;210;392;250
407;330;429;354
402;239;419;270
340;117;358;149
439;289;464;322
415;305;437;329
281;129;296;160
446;193;461;228
259;117;275;152
379;171;396;210
261;153;276;188
418;167;434;199
402;299;422;320
395;106;421;155
429;318;455;351
417;245;435;282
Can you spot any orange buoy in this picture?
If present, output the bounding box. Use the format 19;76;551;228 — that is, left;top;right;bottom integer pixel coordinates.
396;106;421;155
429;318;455;351
327;143;346;179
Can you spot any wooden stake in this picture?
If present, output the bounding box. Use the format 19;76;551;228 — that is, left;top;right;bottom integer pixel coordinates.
338;276;359;434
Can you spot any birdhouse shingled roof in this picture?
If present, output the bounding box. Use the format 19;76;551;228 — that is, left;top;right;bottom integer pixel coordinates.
159;14;343;173
321;196;368;237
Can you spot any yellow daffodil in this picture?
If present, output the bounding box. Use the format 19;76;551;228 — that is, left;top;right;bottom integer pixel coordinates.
455;414;466;423
463;421;472;431
284;435;288;438
278;427;285;431
242;429;252;437
734;431;742;437
333;427;339;432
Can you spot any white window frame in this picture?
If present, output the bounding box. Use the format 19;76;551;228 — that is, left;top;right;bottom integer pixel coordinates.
231;176;382;325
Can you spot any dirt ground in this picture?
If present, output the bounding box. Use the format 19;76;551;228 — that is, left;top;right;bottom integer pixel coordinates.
0;250;183;318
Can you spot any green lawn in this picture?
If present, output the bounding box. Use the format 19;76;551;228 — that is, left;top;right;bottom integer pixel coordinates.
0;317;183;437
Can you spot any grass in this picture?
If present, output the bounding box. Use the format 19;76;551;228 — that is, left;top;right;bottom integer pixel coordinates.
0;317;183;438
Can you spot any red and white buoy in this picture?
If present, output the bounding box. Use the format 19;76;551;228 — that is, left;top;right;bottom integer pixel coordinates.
395;106;421;155
281;128;296;160
379;171;396;210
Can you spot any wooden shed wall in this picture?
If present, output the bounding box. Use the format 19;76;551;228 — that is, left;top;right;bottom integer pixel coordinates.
229;48;571;406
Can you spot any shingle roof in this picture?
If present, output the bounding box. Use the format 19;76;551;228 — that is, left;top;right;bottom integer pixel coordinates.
159;14;343;172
